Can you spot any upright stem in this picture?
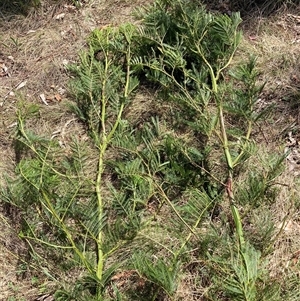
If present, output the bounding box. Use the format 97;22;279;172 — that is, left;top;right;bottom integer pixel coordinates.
95;28;134;281
218;104;233;169
96;146;105;280
219;102;245;250
95;42;110;280
211;72;245;250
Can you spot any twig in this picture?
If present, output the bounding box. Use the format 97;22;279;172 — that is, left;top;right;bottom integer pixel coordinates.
1;77;29;107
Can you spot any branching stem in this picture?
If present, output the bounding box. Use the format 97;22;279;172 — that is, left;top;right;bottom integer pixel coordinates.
95;28;134;281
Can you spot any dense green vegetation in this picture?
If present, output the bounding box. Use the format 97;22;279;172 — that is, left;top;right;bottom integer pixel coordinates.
1;0;299;300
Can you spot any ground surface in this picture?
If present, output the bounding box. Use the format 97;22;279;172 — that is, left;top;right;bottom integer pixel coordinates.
0;1;300;300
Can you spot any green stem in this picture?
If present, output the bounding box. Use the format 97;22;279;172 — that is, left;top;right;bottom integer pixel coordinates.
175;199;213;260
41;191;94;274
220;102;245;249
194;44;218;94
219;104;233;169
208;58;245;250
96;148;105;280
95;38;133;281
230;196;245;249
95;49;109;281
155;183;197;235
232;119;253;167
17;112;68;179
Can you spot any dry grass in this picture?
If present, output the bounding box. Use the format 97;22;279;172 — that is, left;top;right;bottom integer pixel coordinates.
0;0;300;300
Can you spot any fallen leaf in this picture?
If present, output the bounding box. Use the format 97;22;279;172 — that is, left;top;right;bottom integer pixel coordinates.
27;30;36;34
62;59;69;66
248;35;257;41
54;94;62;101
277;220;300;232
57;87;66;95
46;95;54;102
39;93;48;106
55;13;65;20
63;4;77;11
16;81;27;90
7;122;17;129
1;63;8;72
0;63;9;77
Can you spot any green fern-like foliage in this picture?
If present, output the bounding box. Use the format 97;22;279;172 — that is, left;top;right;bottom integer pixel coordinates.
1;1;290;300
69;23;139;142
134;0;242;89
133;253;180;296
134;0;241;68
216;243;261;301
